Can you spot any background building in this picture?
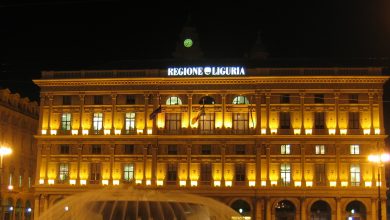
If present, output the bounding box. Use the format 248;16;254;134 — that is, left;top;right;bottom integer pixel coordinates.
0;89;39;220
33;66;388;220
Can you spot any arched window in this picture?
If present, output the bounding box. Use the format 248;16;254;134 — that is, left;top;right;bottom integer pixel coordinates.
275;200;295;220
166;96;182;105
310;200;331;220
231;199;251;217
199;96;215;105
232;96;249;104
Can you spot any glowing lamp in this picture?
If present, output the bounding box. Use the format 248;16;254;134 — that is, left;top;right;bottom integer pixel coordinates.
377;181;382;187
364;181;372;187
48;179;55;185
294;181;301;187
375;128;380;135
137;129;143;134
50;130;57;135
146;180;151;186
113;180;120;186
69;179;76;185
261;129;267;135
191;180;198;187
80;180;87;185
329;181;337;187
41;130;47;135
248;181;256;187
71;130;78;135
39;179;44;184
225;181;232;187
102;180;109;185
270;129;277;135
340;129;347;135
368;153;390;163
213;180;221;187
363;129;371;135
82;130;89;135
179;180;186;187
293;129;301;135
271;180;278;186
156;180;164;186
147;129;153;135
341;181;348;187
114;130;121;135
328;129;336;135
305;129;312;135
135;179;142;185
306;181;313;187
7;185;13;190
261;181;267;186
104;130;111;135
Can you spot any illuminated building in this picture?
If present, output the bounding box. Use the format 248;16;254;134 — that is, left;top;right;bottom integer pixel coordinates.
32;65;388;219
0;89;38;219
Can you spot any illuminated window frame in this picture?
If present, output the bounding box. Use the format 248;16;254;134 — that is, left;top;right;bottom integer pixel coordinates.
232;96;249;104
281;144;291;155
166;96;182;105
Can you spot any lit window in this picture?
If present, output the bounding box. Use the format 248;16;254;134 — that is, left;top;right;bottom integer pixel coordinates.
59;163;69;182
165;113;181;132
232;113;249;133
350;164;360;186
166;96;182;105
281;144;291;155
315;145;325;155
350;145;360;155
125;112;136;134
280;163;291;186
232;96;249;104
123;163;134;182
93;113;103;134
61;113;72;131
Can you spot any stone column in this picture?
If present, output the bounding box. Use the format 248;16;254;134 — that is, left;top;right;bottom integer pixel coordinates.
265;92;271;134
334;92;340;134
266;144;270;186
256;142;262;186
111;93;117;134
79;94;85;133
187;94;193;130
336;143;340;186
265;197;271;220
378;92;385;134
151;144;157;186
187;144;191;186
221;93;226;130
336;197;341;220
301;143;306;186
144;94;149;134
44;145;51;184
47;95;53;131
300;197;306;220
76;145;82;185
152;93;159;134
300;92;305;134
255;92;262;134
143;145;148;184
221;143;226;185
371;198;377;220
34;145;43;185
38;95;46;132
109;144;115;184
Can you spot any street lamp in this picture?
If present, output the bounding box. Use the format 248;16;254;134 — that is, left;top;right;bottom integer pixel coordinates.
0;146;12;219
368;153;390;220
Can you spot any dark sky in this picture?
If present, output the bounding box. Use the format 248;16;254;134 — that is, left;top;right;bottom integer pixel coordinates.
1;1;390;102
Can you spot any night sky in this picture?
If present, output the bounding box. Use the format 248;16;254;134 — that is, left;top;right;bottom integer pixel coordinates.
1;2;390;104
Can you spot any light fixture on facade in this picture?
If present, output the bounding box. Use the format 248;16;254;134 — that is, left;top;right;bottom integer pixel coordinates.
179;180;186;187
135;179;142;185
261;129;267;135
50;130;57;135
375;128;380;135
114;130;121;135
305;181;313;187
41;130;47;135
363;129;371;135
102;180;109;185
271;180;277;186
113;180;120;186
147;129;153;135
82;130;89;135
48;179;55;185
69;179;76;185
340;129;347;135
39;179;44;184
248;181;256;187
294;181;301;187
305;129;312;135
341;181;348;187
328;129;336;135
261;181;267;187
293;129;301;135
191;180;198;187
225;181;232;187
80;180;87;185
7;185;13;190
364;181;372;187
329;181;337;187
270;129;277;134
71;130;78;135
146;180;151;186
213;180;221;187
156;180;164;186
104;130;111;135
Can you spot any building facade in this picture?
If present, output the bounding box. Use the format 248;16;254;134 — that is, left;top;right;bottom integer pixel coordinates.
33;67;388;220
0;89;39;220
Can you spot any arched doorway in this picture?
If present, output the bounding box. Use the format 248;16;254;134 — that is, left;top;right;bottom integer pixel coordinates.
25;200;32;220
231;199;251;218
310;200;331;220
346;201;366;220
15;199;22;220
4;197;14;220
275;200;296;220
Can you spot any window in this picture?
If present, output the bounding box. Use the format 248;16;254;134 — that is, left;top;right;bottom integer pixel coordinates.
62;96;71;105
168;145;177;155
350;164;361;186
235;164;246;182
348;112;360;129
315;164;326;186
279;112;291;129
90;163;101;184
314;112;325;129
60;145;70;154
61;113;72;131
124;145;134;154
232;96;249;104
232;113;249;133
126;95;135;105
314;94;324;104
281;144;291;155
199;113;215;134
201;145;211;155
123;163;134;182
349;94;359;104
94;95;103;105
125;112;136;134
59;163;69;182
199;96;215;105
166;96;182;105
200;163;212;182
315;145;325;155
235;145;246;155
167;164;177;182
93;112;103;134
280;94;290;104
92;145;101;154
165;113;181;132
280;163;291;186
350;145;360;155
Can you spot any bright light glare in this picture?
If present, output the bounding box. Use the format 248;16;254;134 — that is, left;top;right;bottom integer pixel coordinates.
368;153;390;163
0;147;12;156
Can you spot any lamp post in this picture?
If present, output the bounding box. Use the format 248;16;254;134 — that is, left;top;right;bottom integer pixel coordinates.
368;153;390;220
0;146;12;220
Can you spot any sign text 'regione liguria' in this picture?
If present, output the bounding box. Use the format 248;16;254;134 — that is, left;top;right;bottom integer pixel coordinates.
167;67;245;76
